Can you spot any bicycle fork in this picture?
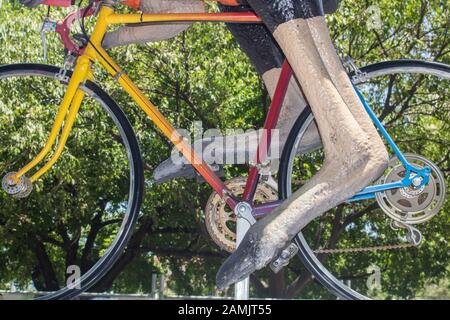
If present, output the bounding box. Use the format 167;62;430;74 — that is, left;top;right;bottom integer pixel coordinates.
2;55;91;196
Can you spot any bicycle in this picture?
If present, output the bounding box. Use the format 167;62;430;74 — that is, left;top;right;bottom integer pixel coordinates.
0;0;448;299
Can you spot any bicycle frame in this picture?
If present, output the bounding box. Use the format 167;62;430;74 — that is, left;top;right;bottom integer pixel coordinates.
14;4;264;212
12;2;430;216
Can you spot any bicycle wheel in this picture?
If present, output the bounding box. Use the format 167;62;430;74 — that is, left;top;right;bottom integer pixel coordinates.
0;64;144;299
279;60;450;299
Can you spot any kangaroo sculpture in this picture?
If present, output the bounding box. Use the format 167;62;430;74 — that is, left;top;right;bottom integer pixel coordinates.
20;0;389;290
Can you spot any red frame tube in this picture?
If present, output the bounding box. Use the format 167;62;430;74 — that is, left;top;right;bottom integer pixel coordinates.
201;61;292;211
242;60;293;203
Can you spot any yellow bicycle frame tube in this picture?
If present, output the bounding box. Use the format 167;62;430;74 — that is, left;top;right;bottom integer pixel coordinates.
16;5;228;195
14;7;104;182
15;56;90;183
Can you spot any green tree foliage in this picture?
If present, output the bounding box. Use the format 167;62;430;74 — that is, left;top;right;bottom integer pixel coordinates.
0;0;448;299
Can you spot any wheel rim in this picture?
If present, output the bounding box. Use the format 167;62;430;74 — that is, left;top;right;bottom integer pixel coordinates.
281;60;450;300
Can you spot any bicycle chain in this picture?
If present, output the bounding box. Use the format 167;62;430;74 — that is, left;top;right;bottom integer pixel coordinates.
313;242;417;254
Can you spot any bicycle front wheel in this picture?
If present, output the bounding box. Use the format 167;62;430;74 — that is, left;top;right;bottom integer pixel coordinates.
279;60;450;300
0;64;144;299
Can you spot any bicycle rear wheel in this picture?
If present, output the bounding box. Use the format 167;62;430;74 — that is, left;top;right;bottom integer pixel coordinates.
0;64;144;299
279;60;450;299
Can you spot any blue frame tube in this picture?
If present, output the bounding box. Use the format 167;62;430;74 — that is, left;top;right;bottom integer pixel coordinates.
348;85;430;202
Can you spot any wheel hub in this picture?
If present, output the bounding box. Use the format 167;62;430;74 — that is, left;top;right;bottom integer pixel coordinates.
2;172;33;198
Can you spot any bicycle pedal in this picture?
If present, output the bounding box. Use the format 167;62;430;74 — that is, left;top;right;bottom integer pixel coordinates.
270;242;299;274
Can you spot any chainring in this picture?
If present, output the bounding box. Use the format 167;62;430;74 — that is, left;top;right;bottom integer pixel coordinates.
204;177;278;252
375;154;446;224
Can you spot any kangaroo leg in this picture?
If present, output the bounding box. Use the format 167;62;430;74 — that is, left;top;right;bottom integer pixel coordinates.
216;0;388;290
102;0;205;49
